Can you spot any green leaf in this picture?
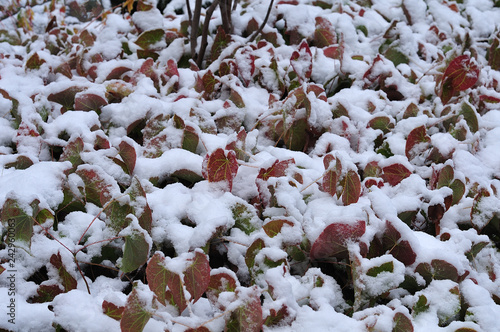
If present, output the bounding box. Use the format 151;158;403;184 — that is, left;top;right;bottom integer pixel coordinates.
449;179;465;205
263;219;294;238
384;46;409;67
245;238;265;270
48;86;85;111
226;287;262;332
120;288;152;332
25;52;46;70
366;261;394;277
121;232;150;273
367;116;394;134
210;26;231;63
459;101;479;133
1;198;34;247
284;117;308;151
135;28;165;49
437;165;454;188
413;295;429;315
232;203;258;235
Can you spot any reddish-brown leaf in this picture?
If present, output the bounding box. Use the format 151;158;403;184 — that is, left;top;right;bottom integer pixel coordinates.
48;86;85;110
118;140;136;175
436;165;454;189
263;219;294;238
322;169;338;197
105;66;131;80
75;93;108;112
257;159;295;181
382;164;412;186
184;251;210;304
245;238;265;270
102;300;125;321
30;284;64;303
405;125;431;160
290;40;313;80
146;252;168;305
310;220;366;260
50;253;77;292
202;148;238;190
340;170;361;205
314;17;336;48
442;55;480;91
226;287;263;332
382;221;416;265
206;271;237;307
120;288;152;332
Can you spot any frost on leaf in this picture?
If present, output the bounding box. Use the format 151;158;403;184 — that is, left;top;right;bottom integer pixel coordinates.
76;166;117;207
405;125;430;160
257;159;295;181
310;220;366;261
206;270;237;309
202;148;238;190
74;93;107;112
392;312;414;332
120;288;152;332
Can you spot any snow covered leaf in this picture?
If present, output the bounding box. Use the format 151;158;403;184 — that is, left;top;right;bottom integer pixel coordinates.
263;219;294;238
382;221;416;265
165;271;187;312
210;26;231;63
310;220;366;260
226;287;262;332
29;284;64;303
48;86;85;111
403;103;419;119
121;232;150;273
74;93;108;112
60;137;84;169
264;304;293;327
206;271;237;308
25;52;45;70
392;312;414;332
459;102;479;133
50;253;77;292
489;31;500;70
245;238;265;270
284;117;308;151
405;125;431;160
340;170;361;205
117;140;136;175
120;288;152;332
382;164;412;186
415;259;460;284
442;55;480;92
76;166;117;207
202;148;238;190
314;17;336;48
226;129;247;161
290;40;313;81
127;177;152;234
367;116;394;134
146;252;168;305
105;66;131;80
1;198;34;247
135;28;165;49
184;251;210;304
364;161;381;178
102;300;125;321
258;159;295;181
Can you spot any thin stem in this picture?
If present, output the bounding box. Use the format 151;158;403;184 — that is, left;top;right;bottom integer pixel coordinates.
196;0;220;68
185;0;192;22
191;0;202;60
300;173;325;193
75;236;123;255
249;0;274;42
74;255;91;294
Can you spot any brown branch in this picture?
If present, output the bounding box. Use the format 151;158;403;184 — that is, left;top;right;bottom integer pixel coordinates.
190;0;202;60
196;0;220;68
249;0;274;42
186;0;192;22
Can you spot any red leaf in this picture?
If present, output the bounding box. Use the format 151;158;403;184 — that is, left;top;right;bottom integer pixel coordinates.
75;93;108;113
257;159;295;181
120;289;152;332
310;220;366;260
290;40;313;80
263;219;294;238
314;17;336;48
322;169;338;197
164;59;179;78
393;312;414;332
29;284;64;303
382;164;412;186
226;287;263;332
102;300;125;321
382;221;416;265
340;170;361;205
184;251;210;304
146;252;168;305
48;86;85;110
76;166;117;207
166;269;187;312
206;271;237;308
118;140;136;174
405;125;431;160
202;148;238;190
105;66;131;80
245;238;265;270
442;55;480;91
50;253;77;292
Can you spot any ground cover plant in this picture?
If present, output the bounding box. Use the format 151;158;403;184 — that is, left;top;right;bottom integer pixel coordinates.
1;0;500;331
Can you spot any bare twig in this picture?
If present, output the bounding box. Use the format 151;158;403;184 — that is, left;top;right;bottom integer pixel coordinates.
190;0;202;59
186;0;192;22
196;0;220;68
249;0;274;42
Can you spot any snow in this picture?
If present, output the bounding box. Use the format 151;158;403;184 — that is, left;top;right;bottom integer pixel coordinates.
1;0;500;331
